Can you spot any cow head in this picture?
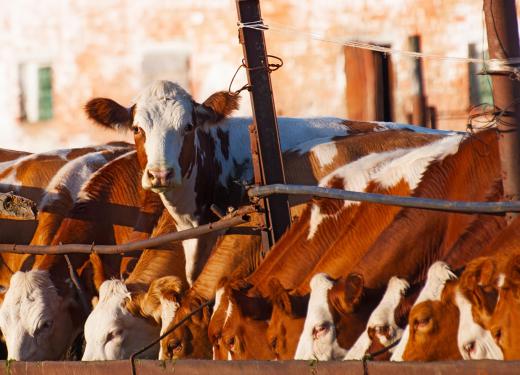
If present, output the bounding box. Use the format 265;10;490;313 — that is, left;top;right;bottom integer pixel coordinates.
85;81;239;192
266;278;308;360
82;272;185;361
294;273;370;360
345;276;409;360
457;256;503;359
402;282;462;361
159;291;212;360
489;254;520;359
0;270;79;360
218;283;274;360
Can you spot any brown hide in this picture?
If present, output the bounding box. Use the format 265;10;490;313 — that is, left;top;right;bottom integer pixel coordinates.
403;282;462;361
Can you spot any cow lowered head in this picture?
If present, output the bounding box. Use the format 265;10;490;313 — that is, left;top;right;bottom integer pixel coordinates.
85;81;239;194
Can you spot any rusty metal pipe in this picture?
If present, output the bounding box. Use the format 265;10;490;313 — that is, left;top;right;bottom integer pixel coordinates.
484;0;520;223
249;184;520;214
0;211;252;255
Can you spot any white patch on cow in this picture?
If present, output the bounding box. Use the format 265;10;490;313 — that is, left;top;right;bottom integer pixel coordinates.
134;81;194;189
157;297;181;359
391;262;457;361
212;287;225;320
224;296;233;327
373;134;465;190
0;270;76;361
39;150;111;211
311;142;338;169
76;150;136;202
454;289;503;360
497;273;505;288
415;262;457;305
294;273;347;360
307;148;410;239
345;277;409;360
307;134;465;239
82;280;160;360
376;122;461;135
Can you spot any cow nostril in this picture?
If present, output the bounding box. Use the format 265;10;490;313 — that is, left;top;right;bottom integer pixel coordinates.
464;341;476;356
165;168;174;180
147;169;155;181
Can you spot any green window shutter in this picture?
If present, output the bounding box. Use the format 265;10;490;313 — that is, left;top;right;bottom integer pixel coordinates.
468;45;494;106
38;66;53;121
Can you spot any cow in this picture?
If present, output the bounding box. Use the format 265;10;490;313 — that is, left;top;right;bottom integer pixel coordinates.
82;210;187;360
293;129;502;360
396;257;504;361
84;81;454;284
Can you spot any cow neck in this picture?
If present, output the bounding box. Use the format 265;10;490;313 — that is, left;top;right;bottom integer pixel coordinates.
189;217;264;301
297;180;411;295
353;129;499;290
443;179;506;269
160;127;249;230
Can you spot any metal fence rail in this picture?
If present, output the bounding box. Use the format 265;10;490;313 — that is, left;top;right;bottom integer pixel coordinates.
248;184;520;215
0;207;255;254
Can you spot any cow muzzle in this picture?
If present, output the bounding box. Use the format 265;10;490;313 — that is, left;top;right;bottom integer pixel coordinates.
145;168;175;190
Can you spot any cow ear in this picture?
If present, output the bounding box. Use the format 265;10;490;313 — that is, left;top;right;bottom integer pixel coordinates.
85;98;133;130
89;253;106;293
460;257;496;292
141;276;184;323
344;273;364;306
194;91;240;125
268;278;292;315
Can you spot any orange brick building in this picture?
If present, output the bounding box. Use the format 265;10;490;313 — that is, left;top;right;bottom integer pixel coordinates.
0;0;500;151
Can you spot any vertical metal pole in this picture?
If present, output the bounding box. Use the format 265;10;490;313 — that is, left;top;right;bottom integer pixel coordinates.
236;0;291;247
484;0;520;223
409;35;428;127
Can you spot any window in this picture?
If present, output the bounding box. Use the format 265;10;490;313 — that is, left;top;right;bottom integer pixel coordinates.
18;63;53;122
468;43;494;106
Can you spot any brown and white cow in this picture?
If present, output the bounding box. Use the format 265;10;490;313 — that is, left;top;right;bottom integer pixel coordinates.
0;145;135;360
85;81;454;283
215;132;461;360
396;257;505;361
82;209;187;360
295;129;502;360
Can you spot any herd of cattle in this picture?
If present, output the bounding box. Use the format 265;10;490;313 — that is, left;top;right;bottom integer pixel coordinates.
0;80;519;362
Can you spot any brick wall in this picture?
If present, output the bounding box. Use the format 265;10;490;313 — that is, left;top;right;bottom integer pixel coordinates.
0;0;504;151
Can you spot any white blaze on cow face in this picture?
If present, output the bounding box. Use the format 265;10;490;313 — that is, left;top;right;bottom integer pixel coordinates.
0;271;76;360
391;261;457;361
82;280;160;360
294;273;347;360
133;81;195;191
345;277;409;360
455;289;503;360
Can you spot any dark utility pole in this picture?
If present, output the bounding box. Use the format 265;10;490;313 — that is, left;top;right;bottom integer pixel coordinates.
236;0;291;247
484;0;520;223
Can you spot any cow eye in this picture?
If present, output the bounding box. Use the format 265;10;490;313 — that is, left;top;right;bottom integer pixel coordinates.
36;319;53;334
184;123;194;132
106;329;122;342
270;337;277;350
492;327;502;342
167;339;182;353
131;126;141;135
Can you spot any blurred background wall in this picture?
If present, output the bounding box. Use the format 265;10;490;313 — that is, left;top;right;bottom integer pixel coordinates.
0;0;498;151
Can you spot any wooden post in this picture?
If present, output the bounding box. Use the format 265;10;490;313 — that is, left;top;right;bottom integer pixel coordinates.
484;0;520;223
236;0;291;247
